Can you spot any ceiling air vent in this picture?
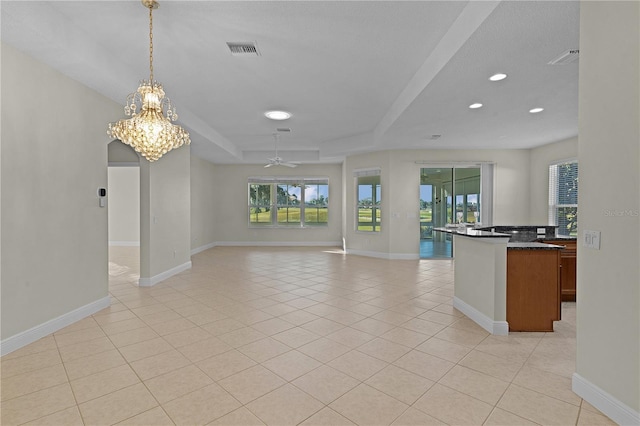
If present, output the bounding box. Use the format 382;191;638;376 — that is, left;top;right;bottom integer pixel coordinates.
227;42;261;56
548;49;579;65
277;128;291;133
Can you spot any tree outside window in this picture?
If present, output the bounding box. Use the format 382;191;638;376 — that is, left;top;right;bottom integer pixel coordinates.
357;175;381;232
248;179;329;227
549;161;578;236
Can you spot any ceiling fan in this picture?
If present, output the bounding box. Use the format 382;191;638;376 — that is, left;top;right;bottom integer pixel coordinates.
265;133;297;168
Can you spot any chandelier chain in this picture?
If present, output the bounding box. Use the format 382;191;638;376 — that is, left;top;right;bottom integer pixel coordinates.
107;0;190;162
149;5;153;81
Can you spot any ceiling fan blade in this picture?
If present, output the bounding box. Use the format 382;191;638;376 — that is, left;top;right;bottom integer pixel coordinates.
264;163;273;168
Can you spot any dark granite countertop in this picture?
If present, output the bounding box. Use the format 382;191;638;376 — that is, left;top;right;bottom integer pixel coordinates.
537;236;577;241
477;225;557;230
474;225;576;242
508;242;564;250
433;227;511;238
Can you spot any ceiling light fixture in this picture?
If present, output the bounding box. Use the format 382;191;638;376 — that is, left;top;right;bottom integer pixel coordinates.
107;0;190;162
469;103;483;109
264;110;292;120
529;107;544;113
489;73;507;81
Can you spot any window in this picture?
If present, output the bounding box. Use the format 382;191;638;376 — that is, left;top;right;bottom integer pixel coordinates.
549;161;578;236
355;169;381;232
304;183;329;224
249;184;272;224
277;183;301;225
248;178;328;227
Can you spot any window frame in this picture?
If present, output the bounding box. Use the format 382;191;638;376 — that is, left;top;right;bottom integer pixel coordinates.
248;177;329;228
355;168;382;233
549;160;578;237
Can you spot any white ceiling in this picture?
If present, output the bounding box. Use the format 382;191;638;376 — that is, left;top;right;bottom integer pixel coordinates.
1;1;580;165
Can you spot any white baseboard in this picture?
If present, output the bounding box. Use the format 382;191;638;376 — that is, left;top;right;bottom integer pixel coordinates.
345;249;419;260
388;253;420;260
191;242;216;256
138;261;192;287
453;296;509;335
0;296;111;356
572;373;640;426
109;241;140;247
213;241;342;247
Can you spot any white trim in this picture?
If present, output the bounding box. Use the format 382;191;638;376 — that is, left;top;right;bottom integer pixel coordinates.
353;167;381;177
213;241;342;248
345;249;419;260
550;156;578;166
138;261;192;287
453;296;509;335
388;253;420;260
345;249;392;259
191;242;217;255
481;162;494;226
108;161;139;167
0;296;111;356
109;241;140;247
248;176;329;183
572;373;640;426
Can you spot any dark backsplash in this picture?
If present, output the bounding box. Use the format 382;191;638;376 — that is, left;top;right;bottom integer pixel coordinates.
476;226;558;242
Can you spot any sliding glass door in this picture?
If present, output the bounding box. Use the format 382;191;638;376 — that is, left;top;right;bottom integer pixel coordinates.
420;166;481;258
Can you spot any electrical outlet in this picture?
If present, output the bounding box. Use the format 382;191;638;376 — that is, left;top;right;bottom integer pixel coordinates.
583;230;601;249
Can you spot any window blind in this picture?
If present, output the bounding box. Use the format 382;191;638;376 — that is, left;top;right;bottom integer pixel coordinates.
549;160;578;235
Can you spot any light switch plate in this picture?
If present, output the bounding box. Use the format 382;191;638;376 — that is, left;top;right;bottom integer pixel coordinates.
583;230;601;249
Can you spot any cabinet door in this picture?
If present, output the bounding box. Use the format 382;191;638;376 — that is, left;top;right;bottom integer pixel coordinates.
560;241;577;301
545;240;577;302
506;250;561;332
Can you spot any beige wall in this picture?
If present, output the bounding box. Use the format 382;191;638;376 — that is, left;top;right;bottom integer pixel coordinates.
213;164;343;245
108;141;139;164
529;137;578;224
140;146;191;281
1;43;120;339
344;149;532;257
108;166;140;245
575;0;639;419
344;151;391;255
190;155;217;252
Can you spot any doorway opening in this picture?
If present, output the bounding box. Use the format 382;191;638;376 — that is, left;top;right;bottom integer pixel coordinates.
419;166;481;258
107;141;141;286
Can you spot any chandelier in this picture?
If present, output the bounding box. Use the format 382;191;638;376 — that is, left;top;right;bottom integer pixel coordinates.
108;0;190;162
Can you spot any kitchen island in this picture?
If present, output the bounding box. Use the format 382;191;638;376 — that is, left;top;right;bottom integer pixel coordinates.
434;227;563;334
477;225;577;301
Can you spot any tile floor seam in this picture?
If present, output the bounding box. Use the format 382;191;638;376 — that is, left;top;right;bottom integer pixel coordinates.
483;405;545;426
53;335;81;422
2;247;607;425
90;312;192;416
5;337;78;426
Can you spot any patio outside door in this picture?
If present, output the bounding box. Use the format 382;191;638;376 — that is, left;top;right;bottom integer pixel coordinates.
420;166;481;258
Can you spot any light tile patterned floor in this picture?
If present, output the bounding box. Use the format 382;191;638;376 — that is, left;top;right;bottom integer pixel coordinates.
1;246;616;425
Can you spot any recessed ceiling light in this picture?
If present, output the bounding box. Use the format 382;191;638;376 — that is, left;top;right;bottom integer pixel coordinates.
529;107;544;113
264;110;291;120
469;103;483;109
489;73;507;81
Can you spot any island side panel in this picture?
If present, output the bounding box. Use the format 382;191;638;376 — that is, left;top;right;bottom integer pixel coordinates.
452;235;509;335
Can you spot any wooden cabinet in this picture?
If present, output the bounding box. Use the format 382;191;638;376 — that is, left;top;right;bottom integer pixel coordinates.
506;249;561;332
545;240;577;301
